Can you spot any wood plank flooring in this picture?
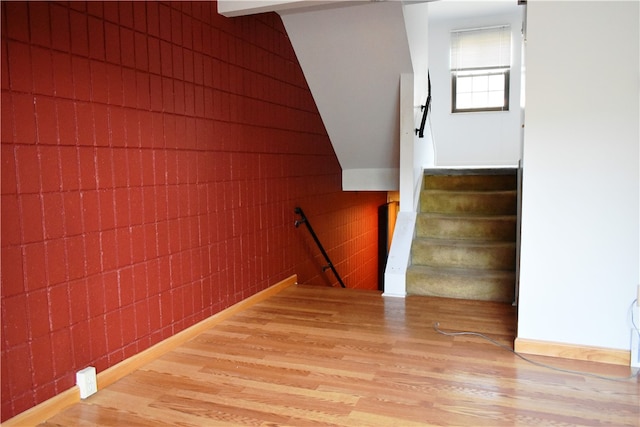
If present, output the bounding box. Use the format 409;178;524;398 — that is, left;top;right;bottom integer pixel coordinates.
41;285;640;426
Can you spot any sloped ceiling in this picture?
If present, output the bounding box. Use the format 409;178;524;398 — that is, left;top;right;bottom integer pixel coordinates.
280;2;414;190
219;0;423;191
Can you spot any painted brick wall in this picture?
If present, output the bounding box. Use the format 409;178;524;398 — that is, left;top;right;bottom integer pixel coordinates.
0;1;385;421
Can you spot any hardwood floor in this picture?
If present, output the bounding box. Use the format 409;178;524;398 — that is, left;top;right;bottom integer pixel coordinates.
41;285;639;426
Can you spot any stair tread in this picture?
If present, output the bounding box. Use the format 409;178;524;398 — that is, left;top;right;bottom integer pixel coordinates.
407;264;515;278
413;237;516;247
422;189;517;195
421;191;516;209
418;213;516;219
424;168;517;176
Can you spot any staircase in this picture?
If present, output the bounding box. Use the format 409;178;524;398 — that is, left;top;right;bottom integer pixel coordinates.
407;169;518;302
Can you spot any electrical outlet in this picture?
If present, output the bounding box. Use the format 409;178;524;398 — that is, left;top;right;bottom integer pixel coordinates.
76;366;97;399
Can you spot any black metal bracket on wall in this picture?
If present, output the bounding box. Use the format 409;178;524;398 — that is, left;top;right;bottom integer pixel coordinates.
294;207;346;288
415;71;431;138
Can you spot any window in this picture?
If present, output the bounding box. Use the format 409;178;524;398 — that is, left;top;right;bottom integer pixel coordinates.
451;25;511;113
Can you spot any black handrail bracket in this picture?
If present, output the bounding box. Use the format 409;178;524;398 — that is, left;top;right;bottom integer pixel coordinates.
415;71;432;138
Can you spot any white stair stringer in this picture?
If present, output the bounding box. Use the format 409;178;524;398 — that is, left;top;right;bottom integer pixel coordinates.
383;211;416;297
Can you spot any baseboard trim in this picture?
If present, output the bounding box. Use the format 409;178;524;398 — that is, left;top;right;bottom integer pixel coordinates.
514;337;630;366
3;274;297;427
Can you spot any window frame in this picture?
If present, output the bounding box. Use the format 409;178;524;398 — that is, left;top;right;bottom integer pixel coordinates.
450;25;511;114
451;67;510;113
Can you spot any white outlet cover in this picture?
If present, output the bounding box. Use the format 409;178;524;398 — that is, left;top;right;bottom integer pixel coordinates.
76;366;98;399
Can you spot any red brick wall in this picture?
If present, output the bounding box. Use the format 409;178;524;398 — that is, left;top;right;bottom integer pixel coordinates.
0;1;385;421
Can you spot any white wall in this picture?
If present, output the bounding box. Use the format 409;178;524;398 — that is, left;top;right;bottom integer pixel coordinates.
402;1;435;210
518;1;639;351
428;3;524;166
280;2;414;191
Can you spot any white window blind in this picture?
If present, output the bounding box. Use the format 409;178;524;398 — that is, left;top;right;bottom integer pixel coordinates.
451;25;511;70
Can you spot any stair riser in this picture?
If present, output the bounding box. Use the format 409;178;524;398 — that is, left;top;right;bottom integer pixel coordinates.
421;192;516;215
424;174;517;192
416;216;516;241
411;242;516;270
406;268;515;302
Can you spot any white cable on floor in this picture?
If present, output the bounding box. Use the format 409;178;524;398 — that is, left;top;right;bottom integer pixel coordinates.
433;322;640;382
